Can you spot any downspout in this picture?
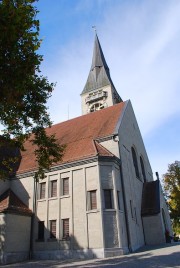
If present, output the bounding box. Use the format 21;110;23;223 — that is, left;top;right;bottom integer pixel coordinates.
29;176;37;259
113;135;132;253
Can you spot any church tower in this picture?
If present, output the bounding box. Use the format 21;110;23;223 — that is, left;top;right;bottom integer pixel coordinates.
81;34;122;115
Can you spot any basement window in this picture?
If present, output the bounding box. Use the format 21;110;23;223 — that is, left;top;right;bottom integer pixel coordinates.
38;221;44;240
50;220;56;239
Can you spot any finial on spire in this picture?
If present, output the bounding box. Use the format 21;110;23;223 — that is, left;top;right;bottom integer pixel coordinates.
92;25;97;34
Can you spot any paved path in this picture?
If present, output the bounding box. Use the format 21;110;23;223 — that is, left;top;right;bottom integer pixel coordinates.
3;243;180;268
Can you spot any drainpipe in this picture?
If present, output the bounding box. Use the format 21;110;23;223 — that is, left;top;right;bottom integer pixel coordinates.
29;176;37;259
113;135;132;253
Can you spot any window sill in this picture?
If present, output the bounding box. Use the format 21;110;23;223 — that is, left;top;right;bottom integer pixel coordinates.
60;237;70;241
86;209;99;214
35;239;45;242
136;176;143;182
47;238;57;242
60;195;70;199
104;209;116;211
48;196;58;200
119;209;124;213
37;198;46;202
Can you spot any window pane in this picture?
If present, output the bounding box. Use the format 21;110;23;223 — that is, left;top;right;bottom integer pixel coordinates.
63;178;69;195
50;220;56;238
140;157;146;182
131;147;139;178
38;221;44;240
40;182;46;199
63;219;69;239
51;180;57;197
104;190;113;209
90;190;97;210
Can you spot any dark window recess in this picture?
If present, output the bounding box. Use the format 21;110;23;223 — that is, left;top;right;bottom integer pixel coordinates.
51;180;57;197
50;220;56;238
104;189;113;209
134;207;137;223
130;200;134;218
89;190;97;210
62;219;69;239
39;182;46;199
117;191;121;210
131;147;139;178
63;178;69;195
140;156;146;182
38;221;44;240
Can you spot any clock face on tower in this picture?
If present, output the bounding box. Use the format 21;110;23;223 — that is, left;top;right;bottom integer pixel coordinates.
90;102;107;112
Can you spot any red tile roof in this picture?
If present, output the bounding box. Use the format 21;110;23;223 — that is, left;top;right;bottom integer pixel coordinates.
17;102;126;174
0;189;32;215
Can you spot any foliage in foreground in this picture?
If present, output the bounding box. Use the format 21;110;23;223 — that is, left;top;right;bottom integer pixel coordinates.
163;161;180;234
0;0;63;180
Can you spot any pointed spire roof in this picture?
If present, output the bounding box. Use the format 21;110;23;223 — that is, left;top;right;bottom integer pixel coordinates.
91;34;109;71
81;34;116;94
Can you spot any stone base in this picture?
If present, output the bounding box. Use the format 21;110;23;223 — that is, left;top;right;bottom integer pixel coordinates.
33;248;104;260
0;251;29;265
33;247;128;260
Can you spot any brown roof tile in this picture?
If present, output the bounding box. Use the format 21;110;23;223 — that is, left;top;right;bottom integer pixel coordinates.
17;102;125;174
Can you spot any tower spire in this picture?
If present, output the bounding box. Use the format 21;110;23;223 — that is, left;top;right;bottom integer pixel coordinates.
81;34;122;114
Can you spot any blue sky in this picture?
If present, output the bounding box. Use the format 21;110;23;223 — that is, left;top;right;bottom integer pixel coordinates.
35;0;180;179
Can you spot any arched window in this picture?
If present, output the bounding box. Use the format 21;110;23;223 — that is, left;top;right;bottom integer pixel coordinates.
140;156;146;182
131;147;139;178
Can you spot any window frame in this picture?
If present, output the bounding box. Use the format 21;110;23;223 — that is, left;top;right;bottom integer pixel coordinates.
87;190;97;210
50;180;57;198
62;177;69;196
39;182;46;199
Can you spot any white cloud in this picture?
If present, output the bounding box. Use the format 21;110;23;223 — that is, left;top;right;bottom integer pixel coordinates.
26;0;180;176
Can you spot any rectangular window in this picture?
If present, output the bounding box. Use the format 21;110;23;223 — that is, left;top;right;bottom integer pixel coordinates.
39;182;46;199
104;189;113;209
63;178;69;195
50;220;56;238
38;221;44;240
50;180;57;197
62;219;69;239
88;190;97;210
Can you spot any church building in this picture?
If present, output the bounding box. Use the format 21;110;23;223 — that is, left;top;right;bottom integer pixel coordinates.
0;35;172;264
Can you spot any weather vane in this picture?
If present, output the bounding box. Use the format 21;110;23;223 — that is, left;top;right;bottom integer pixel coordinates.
92;26;97;34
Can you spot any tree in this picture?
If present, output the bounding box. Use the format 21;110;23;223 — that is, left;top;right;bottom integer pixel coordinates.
0;0;63;180
163;161;180;234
